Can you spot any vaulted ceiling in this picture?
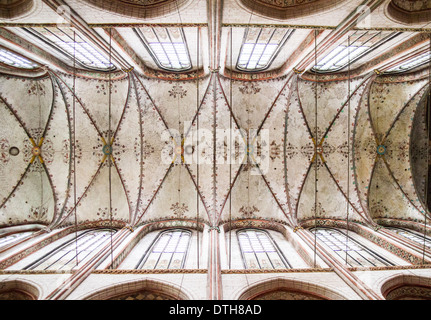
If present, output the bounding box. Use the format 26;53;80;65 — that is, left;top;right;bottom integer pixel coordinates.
0;0;430;234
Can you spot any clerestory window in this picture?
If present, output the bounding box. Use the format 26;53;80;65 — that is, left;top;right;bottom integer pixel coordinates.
0;231;33;249
0;47;38;69
135;229;191;269
312;228;394;267
23;229;116;271
237;229;291;269
236;28;292;72
313;30;399;73
25;27;114;71
134;27;192;72
385;51;431;73
387;227;431;249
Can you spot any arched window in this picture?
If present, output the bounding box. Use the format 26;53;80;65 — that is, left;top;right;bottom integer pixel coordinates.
385;51;431;73
311;228;394;267
24;229;115;271
237;229;291;269
135;229;191;270
236;28;292;72
0;47;38;69
0;231;33;249
24;27;114;71
134;27;192;72
387;227;431;249
313;30;399;73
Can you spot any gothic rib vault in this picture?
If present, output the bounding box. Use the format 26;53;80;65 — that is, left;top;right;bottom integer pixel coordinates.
0;66;429;232
0;0;430;301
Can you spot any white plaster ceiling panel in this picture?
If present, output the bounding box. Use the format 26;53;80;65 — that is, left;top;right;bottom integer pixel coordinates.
410;92;428;209
143;76;211;134
295;76;371;224
106;75;141;224
213;77;248;223
297;160;364;223
115;74;175;225
0;75;56;226
53;73;114;226
220;163;290;224
183;76;216;221
142;164;209;225
74;76;129;137
219;76;288;131
368;158;425;223
352;79;377;222
57;73;177;225
355;77;430;225
296;78;334;142
321;76;373;222
295;161;321;222
284;76;314;220
0;99;28;208
215;75;292;224
297;77;363;141
369;80;426;142
0;102;31;225
249;76;293;222
0;76;53;134
0;164;55;225
72;160;130;223
382;82;428;217
42;77;73;226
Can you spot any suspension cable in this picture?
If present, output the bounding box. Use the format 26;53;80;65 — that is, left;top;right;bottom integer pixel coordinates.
423;33;431;264
313;29;318;267
73;29;79;268
346;34;351;266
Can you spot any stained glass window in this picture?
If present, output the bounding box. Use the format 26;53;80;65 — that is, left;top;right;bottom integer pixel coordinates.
237;229;291;269
236;28;292;72
25;27;114;71
136;229;191;269
24;229;115;271
385;52;431;73
313;31;399;72
312;228;393;267
0;48;38;69
135;27;192;72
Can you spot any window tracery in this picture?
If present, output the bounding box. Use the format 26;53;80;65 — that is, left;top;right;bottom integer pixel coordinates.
25;27;114;71
135;229;191;269
0;231;33;249
311;228;394;267
385;51;431;73
134;27;192;72
237;229;291;269
387;227;431;249
236;28;292;72
0;47;38;69
24;229;115;271
313;31;399;73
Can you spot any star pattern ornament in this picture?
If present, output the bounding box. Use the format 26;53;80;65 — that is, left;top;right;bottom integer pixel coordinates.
170;202;189;217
